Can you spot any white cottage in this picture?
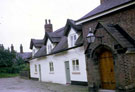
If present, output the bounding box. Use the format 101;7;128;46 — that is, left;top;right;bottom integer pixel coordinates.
29;19;88;85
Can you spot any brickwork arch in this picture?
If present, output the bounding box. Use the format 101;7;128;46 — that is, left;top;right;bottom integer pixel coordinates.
91;44;116;65
89;44;117;89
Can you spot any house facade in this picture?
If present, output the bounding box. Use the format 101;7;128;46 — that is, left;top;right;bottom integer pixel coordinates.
76;0;135;92
29;19;88;85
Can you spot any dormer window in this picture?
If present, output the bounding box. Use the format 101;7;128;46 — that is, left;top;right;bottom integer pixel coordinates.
33;49;35;56
70;33;77;47
47;44;52;54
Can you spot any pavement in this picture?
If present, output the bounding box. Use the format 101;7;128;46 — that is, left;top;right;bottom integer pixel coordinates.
0;77;88;92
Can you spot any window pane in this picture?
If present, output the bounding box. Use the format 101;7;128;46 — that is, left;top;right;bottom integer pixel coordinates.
76;60;79;65
74;35;76;40
50;45;52;51
35;65;37;72
73;65;75;71
71;36;73;46
72;60;75;65
49;63;51;71
76;65;79;71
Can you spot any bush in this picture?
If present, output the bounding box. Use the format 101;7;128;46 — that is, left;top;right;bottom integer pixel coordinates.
0;73;18;78
0;67;13;73
0;48;29;74
0;49;15;67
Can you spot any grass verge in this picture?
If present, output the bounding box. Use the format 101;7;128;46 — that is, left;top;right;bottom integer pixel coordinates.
0;73;18;78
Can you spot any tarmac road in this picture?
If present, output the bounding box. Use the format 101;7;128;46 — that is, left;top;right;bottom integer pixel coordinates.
0;77;88;92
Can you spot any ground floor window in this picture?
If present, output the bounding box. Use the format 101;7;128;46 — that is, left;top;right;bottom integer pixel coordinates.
35;64;37;73
72;59;79;71
49;62;54;72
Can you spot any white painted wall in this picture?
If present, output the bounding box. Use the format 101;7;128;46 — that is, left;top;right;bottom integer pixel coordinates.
29;46;87;84
29;58;39;78
38;56;67;84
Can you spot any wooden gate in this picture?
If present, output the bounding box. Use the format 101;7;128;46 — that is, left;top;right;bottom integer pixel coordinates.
99;50;116;89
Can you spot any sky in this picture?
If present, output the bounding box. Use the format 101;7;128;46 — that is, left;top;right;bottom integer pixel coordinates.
0;0;100;52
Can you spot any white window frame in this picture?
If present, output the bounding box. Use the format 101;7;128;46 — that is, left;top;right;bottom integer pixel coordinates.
70;33;77;47
72;59;79;71
35;64;37;73
49;62;54;72
47;44;52;54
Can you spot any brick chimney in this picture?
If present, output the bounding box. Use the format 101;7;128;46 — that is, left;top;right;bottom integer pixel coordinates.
100;0;110;4
44;19;53;32
20;44;23;53
11;44;14;53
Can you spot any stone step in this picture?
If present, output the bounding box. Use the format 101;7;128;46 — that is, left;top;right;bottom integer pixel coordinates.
99;89;115;92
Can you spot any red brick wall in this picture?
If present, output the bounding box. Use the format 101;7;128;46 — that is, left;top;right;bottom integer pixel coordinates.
82;5;135;89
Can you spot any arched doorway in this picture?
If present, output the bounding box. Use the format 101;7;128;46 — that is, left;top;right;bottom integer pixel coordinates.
99;50;116;89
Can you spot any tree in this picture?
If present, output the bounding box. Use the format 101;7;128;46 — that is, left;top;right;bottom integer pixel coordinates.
0;49;16;67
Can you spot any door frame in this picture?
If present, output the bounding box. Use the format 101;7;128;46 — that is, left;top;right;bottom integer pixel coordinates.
65;61;71;84
99;50;116;89
90;45;117;90
38;64;42;81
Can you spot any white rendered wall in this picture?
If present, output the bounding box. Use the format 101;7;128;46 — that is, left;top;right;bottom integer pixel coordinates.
68;47;87;82
30;46;87;84
38;56;67;84
29;58;39;78
54;46;87;82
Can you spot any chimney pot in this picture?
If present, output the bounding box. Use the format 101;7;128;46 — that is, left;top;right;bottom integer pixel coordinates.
49;19;51;24
11;44;14;53
20;44;23;53
44;19;53;32
45;19;47;24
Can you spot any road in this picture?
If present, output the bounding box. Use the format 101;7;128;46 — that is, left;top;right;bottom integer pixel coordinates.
0;77;88;92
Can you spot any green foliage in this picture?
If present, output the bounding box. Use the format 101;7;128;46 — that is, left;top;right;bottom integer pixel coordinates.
0;49;15;67
12;57;29;73
0;73;18;78
0;48;29;74
22;63;30;71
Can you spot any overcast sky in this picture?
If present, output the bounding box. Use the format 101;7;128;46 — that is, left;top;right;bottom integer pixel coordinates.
0;0;100;52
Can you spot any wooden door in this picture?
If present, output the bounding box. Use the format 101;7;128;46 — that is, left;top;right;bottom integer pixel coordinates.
99;50;116;89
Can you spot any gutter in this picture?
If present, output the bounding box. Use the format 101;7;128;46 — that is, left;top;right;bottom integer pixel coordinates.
31;44;83;59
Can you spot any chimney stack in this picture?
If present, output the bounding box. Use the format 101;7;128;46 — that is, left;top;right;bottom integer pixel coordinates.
44;19;53;32
100;0;110;4
20;44;23;53
11;44;14;53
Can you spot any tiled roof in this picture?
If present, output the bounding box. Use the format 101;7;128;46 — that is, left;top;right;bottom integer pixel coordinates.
17;52;32;61
64;19;82;36
52;36;68;53
30;39;44;49
47;27;64;42
33;19;83;58
75;33;84;46
77;0;133;21
96;22;135;49
34;45;46;58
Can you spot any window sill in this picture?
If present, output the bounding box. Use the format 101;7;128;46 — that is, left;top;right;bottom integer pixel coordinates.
72;72;80;74
34;72;38;74
49;72;54;74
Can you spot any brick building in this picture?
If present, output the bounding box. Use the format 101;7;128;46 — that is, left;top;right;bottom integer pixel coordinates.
76;0;135;92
